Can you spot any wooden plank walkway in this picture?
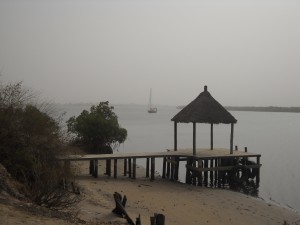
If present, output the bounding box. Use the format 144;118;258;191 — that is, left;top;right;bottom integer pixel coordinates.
63;148;261;161
61;148;261;186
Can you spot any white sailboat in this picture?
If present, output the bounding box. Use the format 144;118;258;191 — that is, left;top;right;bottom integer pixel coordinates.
147;88;157;113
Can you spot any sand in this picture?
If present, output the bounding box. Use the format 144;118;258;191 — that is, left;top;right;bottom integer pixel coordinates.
1;161;300;225
74;161;300;225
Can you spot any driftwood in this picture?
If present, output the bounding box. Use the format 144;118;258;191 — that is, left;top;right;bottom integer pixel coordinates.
150;213;165;225
112;192;135;225
112;192;165;225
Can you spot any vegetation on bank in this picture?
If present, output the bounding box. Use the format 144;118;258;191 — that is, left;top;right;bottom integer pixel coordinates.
67;101;127;154
0;78;128;210
0;80;78;209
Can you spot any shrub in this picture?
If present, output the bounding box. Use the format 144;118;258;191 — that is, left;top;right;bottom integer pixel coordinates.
67;101;127;153
0;80;79;208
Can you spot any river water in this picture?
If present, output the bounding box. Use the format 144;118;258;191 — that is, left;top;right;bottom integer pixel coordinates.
56;103;300;212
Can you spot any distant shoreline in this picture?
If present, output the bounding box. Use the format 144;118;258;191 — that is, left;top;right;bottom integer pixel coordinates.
225;106;300;113
176;105;300;113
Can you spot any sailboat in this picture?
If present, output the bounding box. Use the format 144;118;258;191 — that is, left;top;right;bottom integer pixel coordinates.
147;88;157;113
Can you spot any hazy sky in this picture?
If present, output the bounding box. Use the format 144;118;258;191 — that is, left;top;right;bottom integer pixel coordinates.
1;0;300;106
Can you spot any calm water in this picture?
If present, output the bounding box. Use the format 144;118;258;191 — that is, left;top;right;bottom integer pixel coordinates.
56;103;300;212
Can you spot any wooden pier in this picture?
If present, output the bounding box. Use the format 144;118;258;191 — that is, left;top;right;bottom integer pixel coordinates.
62;147;261;189
63;86;262;192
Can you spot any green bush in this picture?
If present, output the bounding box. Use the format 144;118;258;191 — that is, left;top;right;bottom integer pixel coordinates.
67;101;127;153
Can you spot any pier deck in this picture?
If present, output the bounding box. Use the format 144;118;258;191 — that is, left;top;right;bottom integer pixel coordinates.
62;148;261;188
63;148;260;161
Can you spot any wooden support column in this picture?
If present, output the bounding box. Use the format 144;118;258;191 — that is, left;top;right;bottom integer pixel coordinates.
209;160;214;187
218;158;222;188
214;158;218;187
170;157;174;181
162;157;166;179
146;158;150;178
114;159;117;179
230;123;234;154
151;157;155;181
185;158;192;184
94;160;98;178
128;158;132;178
174;121;177;151
133;158;136;179
89;160;93;175
197;159;203;186
256;156;261;187
166;157;170;178
174;157;179;180
204;159;208;186
124;158;127;176
193;122;196;155
211;123;214;150
106;160;111;176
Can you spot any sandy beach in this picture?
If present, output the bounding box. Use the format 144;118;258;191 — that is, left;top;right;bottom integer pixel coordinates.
1;161;300;225
74;161;300;225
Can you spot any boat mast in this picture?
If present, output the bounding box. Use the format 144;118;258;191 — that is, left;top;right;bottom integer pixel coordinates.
149;88;152;108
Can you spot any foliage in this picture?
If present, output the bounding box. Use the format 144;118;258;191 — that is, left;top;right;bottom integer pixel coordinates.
0;80;79;209
67;101;127;153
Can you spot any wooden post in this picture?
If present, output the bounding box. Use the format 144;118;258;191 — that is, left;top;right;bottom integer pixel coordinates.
256;156;261;187
230;123;234;154
174;121;177;151
210;123;214;150
209;159;214;187
244;147;248;152
170;157;174;181
124;158;127;176
146;158;150;178
114;159;117;179
128;158;132;178
133;158;136;179
89;160;93;175
174;157;179;180
185;158;192;184
151;157;155;181
235;145;238;151
106;160;111;176
197;159;203;186
162;157;166;179
193;122;196;155
166;157;170;178
107;160;111;177
192;159;197;185
94;160;98;178
204;159;208;186
218;158;222;188
214;158;218;187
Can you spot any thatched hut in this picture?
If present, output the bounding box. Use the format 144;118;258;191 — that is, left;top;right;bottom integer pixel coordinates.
171;86;237;155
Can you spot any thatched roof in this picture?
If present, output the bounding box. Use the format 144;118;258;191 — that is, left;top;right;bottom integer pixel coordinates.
171;86;237;124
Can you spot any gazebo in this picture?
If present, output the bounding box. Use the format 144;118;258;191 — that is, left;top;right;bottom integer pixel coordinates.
171;85;237;155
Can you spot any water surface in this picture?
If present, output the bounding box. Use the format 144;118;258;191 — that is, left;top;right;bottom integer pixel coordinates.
56;103;300;211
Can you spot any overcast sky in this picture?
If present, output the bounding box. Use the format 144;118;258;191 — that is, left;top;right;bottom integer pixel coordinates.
0;0;299;106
